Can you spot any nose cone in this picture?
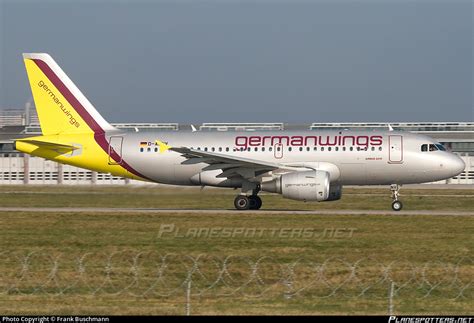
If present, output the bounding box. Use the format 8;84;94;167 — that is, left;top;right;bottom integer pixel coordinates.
447;154;465;177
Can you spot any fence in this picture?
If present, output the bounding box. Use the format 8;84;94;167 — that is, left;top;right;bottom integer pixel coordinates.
0;251;472;315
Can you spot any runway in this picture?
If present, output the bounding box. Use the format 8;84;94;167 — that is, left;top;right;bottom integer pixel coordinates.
0;207;472;216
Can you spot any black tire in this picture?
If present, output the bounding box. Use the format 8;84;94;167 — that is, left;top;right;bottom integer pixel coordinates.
391;200;403;211
234;195;250;210
249;196;262;210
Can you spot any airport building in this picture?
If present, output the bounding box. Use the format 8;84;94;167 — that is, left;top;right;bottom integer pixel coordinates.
0;108;472;185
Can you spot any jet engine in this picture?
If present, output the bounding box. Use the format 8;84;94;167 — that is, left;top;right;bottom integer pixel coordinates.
326;183;342;201
261;170;342;202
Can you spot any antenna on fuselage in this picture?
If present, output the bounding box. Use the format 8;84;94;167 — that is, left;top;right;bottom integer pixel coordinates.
191;124;197;132
388;124;394;131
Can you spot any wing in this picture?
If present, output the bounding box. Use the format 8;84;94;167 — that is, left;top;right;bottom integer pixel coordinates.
170;146;296;181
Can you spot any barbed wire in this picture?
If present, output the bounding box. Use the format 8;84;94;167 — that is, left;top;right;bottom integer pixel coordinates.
0;250;471;300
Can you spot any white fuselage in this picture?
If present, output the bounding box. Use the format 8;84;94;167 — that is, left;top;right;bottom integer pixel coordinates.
114;130;465;187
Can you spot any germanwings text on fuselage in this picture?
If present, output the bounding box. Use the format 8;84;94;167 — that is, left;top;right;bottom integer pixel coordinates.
234;135;383;149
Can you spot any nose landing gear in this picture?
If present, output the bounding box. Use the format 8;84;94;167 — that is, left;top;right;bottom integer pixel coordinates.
390;184;403;211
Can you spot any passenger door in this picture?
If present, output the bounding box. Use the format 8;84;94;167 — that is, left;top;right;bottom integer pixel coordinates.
108;136;123;165
389;135;403;163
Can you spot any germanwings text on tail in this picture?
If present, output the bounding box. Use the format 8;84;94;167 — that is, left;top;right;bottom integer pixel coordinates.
15;53;465;211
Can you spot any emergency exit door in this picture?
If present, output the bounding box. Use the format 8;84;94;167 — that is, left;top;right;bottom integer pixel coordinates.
274;143;283;159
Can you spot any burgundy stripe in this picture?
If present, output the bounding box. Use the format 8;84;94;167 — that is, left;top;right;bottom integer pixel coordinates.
34;59;104;134
33;59;152;181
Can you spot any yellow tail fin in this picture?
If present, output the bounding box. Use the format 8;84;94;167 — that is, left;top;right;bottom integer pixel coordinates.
23;53;115;135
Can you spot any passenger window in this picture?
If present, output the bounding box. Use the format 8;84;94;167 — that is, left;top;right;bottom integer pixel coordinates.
269;147;273;152
306;147;310;151
140;148;144;152
254;147;258;152
288;147;292;152
328;147;332;151
226;147;229;152
219;147;222;152
154;147;158;152
262;147;265;152
421;144;428;152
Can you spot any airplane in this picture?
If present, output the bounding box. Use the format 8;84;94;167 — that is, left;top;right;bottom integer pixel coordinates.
14;53;466;211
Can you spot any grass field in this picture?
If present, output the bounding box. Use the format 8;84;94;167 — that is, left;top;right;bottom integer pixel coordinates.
0;185;472;315
0;185;473;210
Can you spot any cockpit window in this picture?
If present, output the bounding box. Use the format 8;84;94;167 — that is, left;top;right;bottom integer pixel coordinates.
421;143;446;152
435;144;446;151
429;144;438;151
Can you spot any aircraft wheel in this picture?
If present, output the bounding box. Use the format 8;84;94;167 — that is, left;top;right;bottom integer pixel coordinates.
249;196;262;210
234;195;250;210
391;200;403;211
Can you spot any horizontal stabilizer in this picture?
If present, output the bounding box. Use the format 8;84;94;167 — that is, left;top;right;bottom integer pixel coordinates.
15;139;79;152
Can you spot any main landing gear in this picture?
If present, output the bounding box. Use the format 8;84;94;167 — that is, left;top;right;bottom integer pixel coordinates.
390;184;403;211
234;186;262;210
234;195;262;210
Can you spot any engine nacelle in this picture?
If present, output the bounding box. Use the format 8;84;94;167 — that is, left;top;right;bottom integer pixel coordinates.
326;183;342;201
261;170;331;202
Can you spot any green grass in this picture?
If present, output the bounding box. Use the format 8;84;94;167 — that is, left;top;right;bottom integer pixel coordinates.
0;185;472;315
0;185;472;210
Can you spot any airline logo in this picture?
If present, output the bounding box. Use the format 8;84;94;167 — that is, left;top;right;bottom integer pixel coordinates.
37;80;80;128
234;135;383;150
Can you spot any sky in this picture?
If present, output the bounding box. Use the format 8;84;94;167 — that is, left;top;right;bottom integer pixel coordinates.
0;0;472;124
